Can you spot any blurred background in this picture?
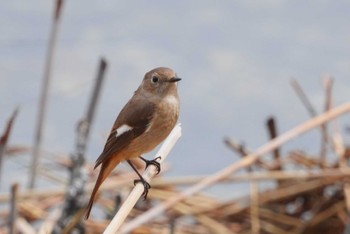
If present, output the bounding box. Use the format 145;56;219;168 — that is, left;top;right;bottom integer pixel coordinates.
1;1;350;195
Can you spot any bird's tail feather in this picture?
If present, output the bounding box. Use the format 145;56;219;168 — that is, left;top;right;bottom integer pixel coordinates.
85;157;121;219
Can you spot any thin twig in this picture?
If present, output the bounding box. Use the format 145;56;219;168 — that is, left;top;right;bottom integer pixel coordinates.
224;138;270;169
120;102;350;233
290;78;317;117
29;0;65;189
103;124;182;234
224;138;250;156
0;107;19;185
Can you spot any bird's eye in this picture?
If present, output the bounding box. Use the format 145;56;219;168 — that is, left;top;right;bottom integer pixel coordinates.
151;76;159;84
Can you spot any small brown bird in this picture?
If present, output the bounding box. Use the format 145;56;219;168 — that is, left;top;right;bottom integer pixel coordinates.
85;67;181;219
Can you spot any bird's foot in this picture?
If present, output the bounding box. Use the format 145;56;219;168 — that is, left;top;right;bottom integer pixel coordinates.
134;178;151;199
140;156;162;174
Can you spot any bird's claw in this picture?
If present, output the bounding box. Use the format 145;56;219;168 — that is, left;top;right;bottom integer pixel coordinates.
141;156;162;174
134;178;151;199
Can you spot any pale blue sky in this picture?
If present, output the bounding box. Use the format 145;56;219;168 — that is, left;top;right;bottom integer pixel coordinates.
1;1;350;190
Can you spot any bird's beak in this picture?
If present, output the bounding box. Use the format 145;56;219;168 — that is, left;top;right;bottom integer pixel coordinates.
168;77;181;83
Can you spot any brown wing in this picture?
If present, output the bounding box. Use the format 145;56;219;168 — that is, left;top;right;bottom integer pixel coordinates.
94;98;156;168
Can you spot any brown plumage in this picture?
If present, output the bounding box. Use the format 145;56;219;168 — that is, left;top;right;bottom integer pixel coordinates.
85;67;180;219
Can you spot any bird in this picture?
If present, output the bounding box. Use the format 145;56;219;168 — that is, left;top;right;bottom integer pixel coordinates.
85;67;181;219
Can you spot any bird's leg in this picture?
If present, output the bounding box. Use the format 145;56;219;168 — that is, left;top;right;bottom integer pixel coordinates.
139;156;161;174
127;160;151;199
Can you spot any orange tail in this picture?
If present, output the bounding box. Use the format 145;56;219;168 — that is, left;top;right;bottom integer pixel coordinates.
85;157;121;219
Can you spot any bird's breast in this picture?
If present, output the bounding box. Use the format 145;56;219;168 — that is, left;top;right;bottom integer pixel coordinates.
124;95;179;158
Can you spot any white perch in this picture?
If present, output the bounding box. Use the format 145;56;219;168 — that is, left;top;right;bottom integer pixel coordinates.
103;123;182;234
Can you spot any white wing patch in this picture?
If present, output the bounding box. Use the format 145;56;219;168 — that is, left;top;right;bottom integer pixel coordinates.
145;121;153;133
115;124;133;137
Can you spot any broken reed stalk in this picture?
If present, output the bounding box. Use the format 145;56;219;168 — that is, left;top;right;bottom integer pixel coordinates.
266;117;281;170
291;78;334;167
250;181;260;234
217;177;340;221
319;76;333;167
15;217;36;234
9;183;19;234
325;80;350;213
29;0;64;189
196;214;233;234
38;208;61;234
0;107;19;185
224;138;270;169
53;58;107;233
1;168;350;204
226;130;261;233
290;79;317;117
120;102;350;233
85;58;107;128
151;168;350;184
103;124;182;234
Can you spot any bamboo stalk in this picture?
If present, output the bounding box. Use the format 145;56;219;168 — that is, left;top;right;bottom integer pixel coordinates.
120;102;350;233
